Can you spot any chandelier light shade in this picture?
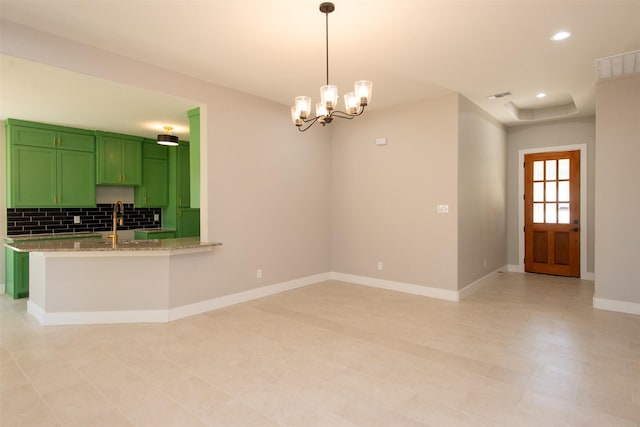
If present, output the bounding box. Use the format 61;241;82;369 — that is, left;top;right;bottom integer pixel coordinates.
157;125;179;146
291;2;372;132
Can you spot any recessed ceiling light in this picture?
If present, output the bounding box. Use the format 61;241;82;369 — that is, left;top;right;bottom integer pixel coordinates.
551;31;571;41
536;92;546;98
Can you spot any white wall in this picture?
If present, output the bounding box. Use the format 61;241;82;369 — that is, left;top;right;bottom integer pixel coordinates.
330;94;460;291
458;96;507;289
1;21;332;300
594;74;640;310
506;117;596;273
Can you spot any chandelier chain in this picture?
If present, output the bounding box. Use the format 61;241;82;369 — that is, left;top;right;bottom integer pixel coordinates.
325;9;329;86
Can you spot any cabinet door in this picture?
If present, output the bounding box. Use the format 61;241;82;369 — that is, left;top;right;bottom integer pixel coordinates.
5;248;29;299
96;136;123;184
177;144;190;207
136;157;168;207
58;150;96;207
10;145;57;207
11;126;57;148
58;131;95;152
178;208;200;238
121;140;142;185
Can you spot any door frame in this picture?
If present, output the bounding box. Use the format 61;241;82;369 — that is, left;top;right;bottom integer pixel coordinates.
517;144;591;279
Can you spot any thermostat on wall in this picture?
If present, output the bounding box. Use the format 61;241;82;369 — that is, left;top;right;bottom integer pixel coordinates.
376;138;387;145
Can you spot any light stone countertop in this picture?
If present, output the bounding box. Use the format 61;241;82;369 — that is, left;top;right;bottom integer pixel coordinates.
5;237;222;252
3;232;102;242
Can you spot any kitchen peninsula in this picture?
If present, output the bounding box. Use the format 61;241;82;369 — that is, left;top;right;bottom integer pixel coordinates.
6;237;222;325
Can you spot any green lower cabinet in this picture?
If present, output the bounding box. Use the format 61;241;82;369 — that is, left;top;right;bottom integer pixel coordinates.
134;230;176;240
5;248;29;299
178;208;200;238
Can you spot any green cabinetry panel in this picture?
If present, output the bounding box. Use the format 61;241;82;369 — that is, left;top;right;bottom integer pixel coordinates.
134;140;168;207
10;124;94;151
10;145;57;206
134;230;176;240
6;120;96;208
96;132;142;185
177;144;190;207
178;208;200;238
164;141;199;238
5;248;29;299
187;107;201;208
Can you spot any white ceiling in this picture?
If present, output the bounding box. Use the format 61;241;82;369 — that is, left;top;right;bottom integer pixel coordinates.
1;0;639;137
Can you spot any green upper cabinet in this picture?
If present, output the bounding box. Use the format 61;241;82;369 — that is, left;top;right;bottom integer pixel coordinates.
177;143;190;207
134;140;169;207
6;120;96;208
58;150;96;206
9;124;94;152
96;131;142;185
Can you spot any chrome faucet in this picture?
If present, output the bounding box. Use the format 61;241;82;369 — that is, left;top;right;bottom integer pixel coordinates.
108;200;124;247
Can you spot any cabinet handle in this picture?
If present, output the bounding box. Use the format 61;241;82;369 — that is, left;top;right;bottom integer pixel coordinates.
53;195;56;204
57;136;61;146
179;197;182;206
52;137;56;147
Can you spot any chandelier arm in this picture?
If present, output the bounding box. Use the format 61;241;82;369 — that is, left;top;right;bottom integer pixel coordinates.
298;116;322;132
330;111;356;120
330;105;367;119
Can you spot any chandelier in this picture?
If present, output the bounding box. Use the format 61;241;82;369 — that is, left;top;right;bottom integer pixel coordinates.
291;2;372;132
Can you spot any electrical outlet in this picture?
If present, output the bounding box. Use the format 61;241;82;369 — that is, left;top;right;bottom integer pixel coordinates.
256;268;262;279
437;204;449;214
377;262;383;271
154;214;160;221
73;216;81;224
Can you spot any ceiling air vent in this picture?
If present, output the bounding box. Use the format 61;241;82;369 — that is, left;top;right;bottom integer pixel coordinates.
487;91;512;100
595;50;640;80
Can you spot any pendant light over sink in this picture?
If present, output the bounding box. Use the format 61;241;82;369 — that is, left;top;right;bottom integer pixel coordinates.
291;2;372;132
157;125;179;146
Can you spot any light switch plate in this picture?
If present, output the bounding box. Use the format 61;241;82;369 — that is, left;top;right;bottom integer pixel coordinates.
73;216;81;224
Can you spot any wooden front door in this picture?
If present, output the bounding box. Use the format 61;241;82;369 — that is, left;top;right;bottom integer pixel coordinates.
524;150;580;277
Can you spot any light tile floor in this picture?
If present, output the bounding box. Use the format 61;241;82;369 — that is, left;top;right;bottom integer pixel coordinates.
1;273;639;426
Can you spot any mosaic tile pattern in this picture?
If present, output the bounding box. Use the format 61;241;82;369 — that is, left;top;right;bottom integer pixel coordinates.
6;204;161;236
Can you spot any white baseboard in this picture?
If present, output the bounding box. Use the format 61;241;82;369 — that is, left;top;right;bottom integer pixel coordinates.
28;300;169;325
330;272;459;301
508;264;524;273
168;272;331;321
593;297;640;316
581;272;595;281
28;272;332;325
458;266;508;300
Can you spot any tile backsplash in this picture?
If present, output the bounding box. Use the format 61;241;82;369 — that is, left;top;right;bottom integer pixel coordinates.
6;204;161;236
